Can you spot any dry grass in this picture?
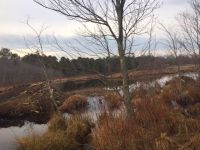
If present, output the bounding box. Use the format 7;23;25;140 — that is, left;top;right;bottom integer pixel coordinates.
92;107;200;150
104;92;122;110
187;103;200;118
93;76;200;150
18;75;200;150
155;133;178;150
93;113;149;150
134;99;170;128
48;113;67;132
131;83;161;105
160;76;200;107
18;114;94;150
59;94;88;113
180;134;200;150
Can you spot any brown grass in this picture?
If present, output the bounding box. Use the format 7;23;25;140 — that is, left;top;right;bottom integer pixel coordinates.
134;99;170;128
18;114;94;150
159;76;200;107
93;76;200;150
93;113;150;150
180;134;200;150
104;92;122;110
131;83;161;105
48;113;67;132
17;75;200;150
59;94;88;113
155;133;178;150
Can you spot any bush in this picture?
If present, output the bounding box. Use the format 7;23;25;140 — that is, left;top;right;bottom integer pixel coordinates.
59;95;88;113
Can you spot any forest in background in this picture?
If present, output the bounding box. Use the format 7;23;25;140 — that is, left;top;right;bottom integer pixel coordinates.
0;47;196;86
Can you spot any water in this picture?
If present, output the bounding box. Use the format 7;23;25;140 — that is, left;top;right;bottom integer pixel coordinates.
0;122;47;150
0;72;197;150
129;72;198;91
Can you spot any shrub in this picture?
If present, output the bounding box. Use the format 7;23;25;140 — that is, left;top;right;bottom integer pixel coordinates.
59;95;88;113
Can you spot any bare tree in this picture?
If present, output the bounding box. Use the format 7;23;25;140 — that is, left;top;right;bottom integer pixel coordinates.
177;0;200;78
160;23;181;76
33;0;159;114
25;19;60;112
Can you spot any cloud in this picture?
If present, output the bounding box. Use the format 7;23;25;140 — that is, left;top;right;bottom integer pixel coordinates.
0;0;189;57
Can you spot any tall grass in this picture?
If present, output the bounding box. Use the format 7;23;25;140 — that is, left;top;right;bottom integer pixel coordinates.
17;114;94;150
104;92;122;110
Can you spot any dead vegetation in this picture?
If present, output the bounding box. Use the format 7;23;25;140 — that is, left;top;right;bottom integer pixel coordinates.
16;75;200;150
160;76;200;107
59;95;88;113
0;83;65;125
104;92;122;110
92;75;200;150
0;72;198;150
17;114;94;150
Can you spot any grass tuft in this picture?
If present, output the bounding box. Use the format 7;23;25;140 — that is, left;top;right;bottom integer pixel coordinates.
59;94;88;113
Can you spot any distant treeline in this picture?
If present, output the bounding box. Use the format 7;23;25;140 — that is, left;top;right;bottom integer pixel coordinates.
0;48;195;86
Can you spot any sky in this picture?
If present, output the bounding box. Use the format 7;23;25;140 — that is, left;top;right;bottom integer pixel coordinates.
0;0;189;57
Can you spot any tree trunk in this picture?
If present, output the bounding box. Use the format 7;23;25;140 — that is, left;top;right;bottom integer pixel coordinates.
116;1;133;115
118;41;132;115
119;55;132;115
198;50;200;83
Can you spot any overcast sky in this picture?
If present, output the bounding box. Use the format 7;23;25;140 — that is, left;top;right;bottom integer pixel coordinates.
0;0;189;57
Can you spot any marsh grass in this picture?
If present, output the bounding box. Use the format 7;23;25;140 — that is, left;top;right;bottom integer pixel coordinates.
18;76;200;150
59;95;88;113
104;92;122;110
17;114;94;150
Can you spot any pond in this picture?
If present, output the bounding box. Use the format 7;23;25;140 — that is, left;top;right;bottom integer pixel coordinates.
0;72;197;150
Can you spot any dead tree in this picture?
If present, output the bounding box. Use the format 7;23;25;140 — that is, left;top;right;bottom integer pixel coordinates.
177;0;200;79
160;23;181;76
25;20;60;113
33;0;159;114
